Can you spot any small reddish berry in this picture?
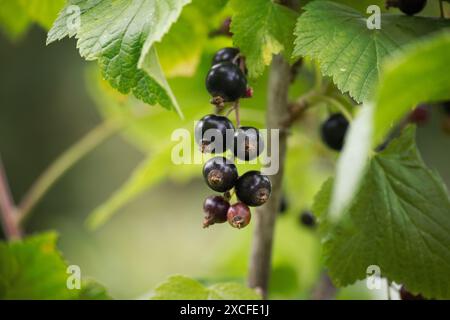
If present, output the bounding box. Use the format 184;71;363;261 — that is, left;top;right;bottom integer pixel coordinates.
409;104;429;125
227;202;251;229
244;87;254;98
203;196;230;228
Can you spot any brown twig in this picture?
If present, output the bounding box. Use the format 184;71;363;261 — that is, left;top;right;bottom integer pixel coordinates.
0;157;22;240
247;55;291;299
310;272;337;300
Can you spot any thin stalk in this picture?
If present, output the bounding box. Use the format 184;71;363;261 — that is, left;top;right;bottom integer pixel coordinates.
247;55;291;298
234;101;241;127
18;119;122;225
0;157;22;239
317;95;353;122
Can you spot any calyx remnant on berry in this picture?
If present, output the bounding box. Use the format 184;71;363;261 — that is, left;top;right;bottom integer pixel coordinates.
227;202;251;229
203;157;238;192
235;171;271;207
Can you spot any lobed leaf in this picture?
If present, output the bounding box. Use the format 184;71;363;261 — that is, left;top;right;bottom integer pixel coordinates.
230;0;298;79
150;275;260;300
321;127;450;299
47;0;190;113
293;1;450;103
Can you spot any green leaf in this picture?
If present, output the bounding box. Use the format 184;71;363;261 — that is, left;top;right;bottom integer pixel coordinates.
78;279;112;300
373;31;450;144
155;0;228;77
323;127;450;299
230;0;298;79
293;1;450;103
0;232;112;300
329;104;374;220
151;275;260;300
330;32;450;220
0;232;77;299
47;0;190;112
207;283;261;300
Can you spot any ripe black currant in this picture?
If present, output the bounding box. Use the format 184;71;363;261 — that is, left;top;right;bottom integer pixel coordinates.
235;171;271;207
203;195;230;228
195;114;234;153
399;286;426;300
233;126;264;161
409;104;429;125
299;210;316;228
279;194;288;214
212;47;240;65
227;202;251;229
320;113;349;151
203;157;238;192
206;62;247;102
442;101;450;115
386;0;427;16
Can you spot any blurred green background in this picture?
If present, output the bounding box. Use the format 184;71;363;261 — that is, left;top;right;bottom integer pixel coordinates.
0;13;449;299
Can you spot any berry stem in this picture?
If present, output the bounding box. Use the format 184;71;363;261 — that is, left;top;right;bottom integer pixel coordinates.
0;157;22;240
317;95;353;122
247;54;291;299
234;100;241;127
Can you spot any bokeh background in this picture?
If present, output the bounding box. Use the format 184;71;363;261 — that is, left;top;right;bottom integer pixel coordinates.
1;3;449;299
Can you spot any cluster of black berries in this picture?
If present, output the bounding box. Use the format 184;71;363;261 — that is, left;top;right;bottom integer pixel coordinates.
197;48;271;230
386;0;427;15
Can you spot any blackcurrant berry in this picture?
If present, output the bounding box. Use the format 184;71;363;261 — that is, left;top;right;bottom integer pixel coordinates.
195;114;235;153
399;286;426;300
279;194;288;214
386;0;427;16
299;211;316;228
409;104;429;125
206;62;247;102
203;157;238;192
203;195;230;228
442;101;450;115
235;171;271;207
212;47;240;65
233;126;264;161
320;113;349;151
227;202;251;229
